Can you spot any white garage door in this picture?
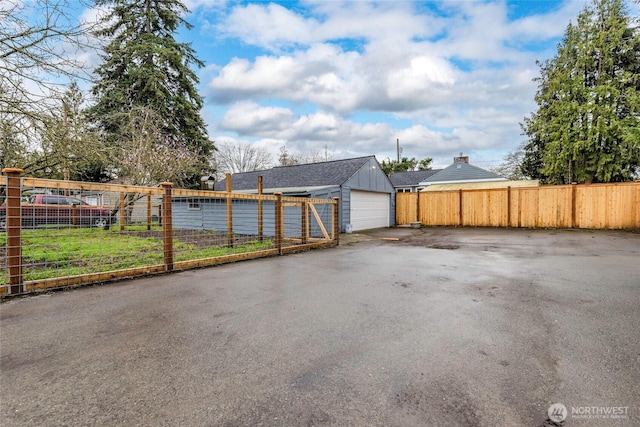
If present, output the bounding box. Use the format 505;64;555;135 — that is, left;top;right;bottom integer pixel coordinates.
350;190;390;231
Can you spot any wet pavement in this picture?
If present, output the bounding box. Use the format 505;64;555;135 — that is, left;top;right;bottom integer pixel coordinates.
1;227;639;426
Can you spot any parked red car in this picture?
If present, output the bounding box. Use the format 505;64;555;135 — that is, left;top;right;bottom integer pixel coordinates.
0;194;113;230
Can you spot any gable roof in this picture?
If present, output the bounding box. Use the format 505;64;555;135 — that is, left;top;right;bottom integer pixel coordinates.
215;156;378;191
389;170;441;187
420;161;506;185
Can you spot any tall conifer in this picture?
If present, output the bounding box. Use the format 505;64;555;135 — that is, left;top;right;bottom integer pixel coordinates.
88;0;212;186
522;0;640;183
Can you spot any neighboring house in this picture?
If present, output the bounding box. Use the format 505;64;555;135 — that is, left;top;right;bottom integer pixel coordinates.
423;180;539;191
418;156;508;189
389;170;442;192
207;155;395;232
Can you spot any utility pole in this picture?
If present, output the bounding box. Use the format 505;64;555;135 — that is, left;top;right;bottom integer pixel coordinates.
396;138;400;163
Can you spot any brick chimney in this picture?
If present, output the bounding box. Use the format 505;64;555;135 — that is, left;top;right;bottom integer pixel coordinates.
453;154;469;164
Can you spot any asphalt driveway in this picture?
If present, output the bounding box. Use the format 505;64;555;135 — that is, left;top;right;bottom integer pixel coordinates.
1;227;639;426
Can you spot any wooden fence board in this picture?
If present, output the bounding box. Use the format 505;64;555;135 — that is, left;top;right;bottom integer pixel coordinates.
396;182;640;230
463;188;508;227
636;185;640;227
422;191;460;226
518;188;539;228
395;193;417;225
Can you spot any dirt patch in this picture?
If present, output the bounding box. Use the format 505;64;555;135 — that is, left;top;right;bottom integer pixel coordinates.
427;244;460;250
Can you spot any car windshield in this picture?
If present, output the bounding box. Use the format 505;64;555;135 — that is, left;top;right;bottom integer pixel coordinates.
26;195;86;205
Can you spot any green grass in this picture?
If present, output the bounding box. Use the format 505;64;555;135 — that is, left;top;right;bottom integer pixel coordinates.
1;227;273;283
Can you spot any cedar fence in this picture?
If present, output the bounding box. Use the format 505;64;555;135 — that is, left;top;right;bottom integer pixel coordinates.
396;182;640;229
1;169;339;296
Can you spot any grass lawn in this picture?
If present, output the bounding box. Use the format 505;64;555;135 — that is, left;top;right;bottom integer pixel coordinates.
1;226;273;283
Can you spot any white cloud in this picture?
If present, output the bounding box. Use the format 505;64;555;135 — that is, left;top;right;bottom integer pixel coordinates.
183;0;228;12
220;3;319;50
218;1;439;51
215;102;494;166
203;1;599;168
218;102;295;136
386;55;455;105
205;0;569;115
208;45;368;112
60;0;601;170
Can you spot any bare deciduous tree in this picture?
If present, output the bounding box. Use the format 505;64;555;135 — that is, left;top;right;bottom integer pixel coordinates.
277;144;334;167
113;106;205;222
213;141;273;177
489;146;528;181
0;0;91;118
21;82;107;179
117;106;201;187
1;0;95;174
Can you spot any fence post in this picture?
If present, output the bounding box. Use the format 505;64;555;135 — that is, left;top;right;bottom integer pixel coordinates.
507;186;511;228
570;183;577;229
119;192;126;231
275;193;283;255
333;197;340;245
72;203;78;227
301;200;309;244
517;188;522;228
146;194;152;230
3;168;24;294
416;191;421;224
226;173;233;247
458;189;463;226
257;176;263;242
160;182;174;272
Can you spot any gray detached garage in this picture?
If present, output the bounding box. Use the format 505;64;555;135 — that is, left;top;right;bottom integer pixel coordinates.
213;156;395;232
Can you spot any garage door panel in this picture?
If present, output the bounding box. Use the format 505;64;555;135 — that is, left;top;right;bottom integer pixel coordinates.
350;190;390;231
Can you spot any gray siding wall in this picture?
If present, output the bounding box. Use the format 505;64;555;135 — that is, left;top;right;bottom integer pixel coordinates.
172;197;332;238
341;158;395;229
390;192;396;227
342;157;395;229
344;157;395;193
340;187;351;232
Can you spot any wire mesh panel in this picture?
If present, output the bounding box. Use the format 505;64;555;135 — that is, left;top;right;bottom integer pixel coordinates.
1;175;338;296
170;191;278;264
0;175;10;289
0;176;165;293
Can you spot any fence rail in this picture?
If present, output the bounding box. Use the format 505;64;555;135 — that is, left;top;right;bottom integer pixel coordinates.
396;182;640;229
1;170;338;296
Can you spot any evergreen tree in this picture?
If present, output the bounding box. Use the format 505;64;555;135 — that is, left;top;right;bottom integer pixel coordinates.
522;0;640;184
32;82;106;180
87;0;212;187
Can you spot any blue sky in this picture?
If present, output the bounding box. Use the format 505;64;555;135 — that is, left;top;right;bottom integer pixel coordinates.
75;0;637;169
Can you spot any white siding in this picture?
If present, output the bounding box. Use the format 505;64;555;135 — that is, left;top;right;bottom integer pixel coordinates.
350;190;390;231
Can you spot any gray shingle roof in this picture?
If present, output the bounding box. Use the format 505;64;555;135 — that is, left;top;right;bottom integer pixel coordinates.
214;156;376;191
420;161;506;184
389;170;441;187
